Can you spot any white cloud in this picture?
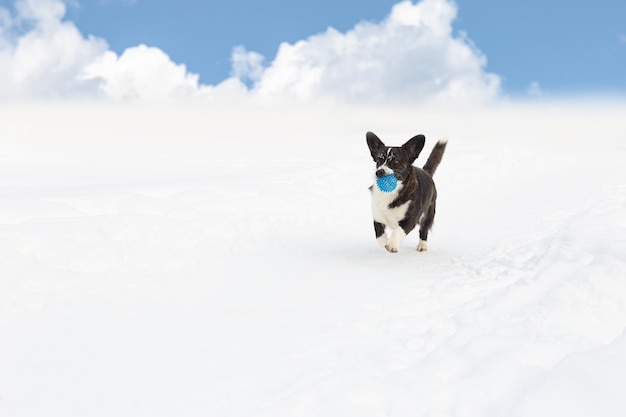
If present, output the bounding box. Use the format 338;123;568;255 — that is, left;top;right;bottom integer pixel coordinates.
0;0;108;98
15;0;65;24
0;0;501;104
230;46;265;86
0;0;207;100
81;45;208;100
244;0;501;104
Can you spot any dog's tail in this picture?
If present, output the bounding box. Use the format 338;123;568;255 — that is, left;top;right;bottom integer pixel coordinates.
423;138;448;176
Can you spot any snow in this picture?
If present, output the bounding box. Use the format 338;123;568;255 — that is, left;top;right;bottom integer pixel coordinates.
1;99;626;416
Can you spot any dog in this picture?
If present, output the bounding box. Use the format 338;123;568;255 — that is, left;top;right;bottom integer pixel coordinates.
366;131;447;253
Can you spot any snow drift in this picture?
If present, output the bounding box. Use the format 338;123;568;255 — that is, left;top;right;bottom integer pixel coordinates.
1;99;625;416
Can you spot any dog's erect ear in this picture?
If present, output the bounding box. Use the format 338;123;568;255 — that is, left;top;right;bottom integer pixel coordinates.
402;134;426;164
366;131;385;161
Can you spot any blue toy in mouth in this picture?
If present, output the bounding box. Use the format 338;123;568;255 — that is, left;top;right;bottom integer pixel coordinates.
376;174;398;193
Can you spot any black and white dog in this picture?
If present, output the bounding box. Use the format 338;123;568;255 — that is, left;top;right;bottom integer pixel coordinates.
366;131;447;253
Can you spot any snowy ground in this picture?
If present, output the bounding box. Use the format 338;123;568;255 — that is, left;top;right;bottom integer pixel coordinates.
1;100;626;417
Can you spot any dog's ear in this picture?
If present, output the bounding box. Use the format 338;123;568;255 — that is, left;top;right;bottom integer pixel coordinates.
402;134;426;164
366;131;385;161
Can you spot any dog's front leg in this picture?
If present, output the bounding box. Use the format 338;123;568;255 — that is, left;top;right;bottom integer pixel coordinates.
374;221;387;248
385;227;406;253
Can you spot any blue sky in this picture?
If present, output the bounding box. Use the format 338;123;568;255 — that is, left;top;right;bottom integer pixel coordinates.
456;0;626;95
56;0;626;95
0;0;624;100
63;0;404;86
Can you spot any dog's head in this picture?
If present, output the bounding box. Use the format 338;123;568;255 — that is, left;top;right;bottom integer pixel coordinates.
366;131;425;181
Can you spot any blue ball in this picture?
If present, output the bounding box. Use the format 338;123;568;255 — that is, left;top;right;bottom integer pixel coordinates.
376;174;398;193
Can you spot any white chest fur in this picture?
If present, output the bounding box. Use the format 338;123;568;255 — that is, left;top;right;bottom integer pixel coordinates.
371;183;410;228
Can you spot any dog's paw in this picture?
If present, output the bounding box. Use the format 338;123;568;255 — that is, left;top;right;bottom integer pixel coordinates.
385;243;399;253
377;236;388;249
417;240;428;252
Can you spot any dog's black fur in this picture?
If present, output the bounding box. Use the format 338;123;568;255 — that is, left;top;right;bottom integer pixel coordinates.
367;131;447;253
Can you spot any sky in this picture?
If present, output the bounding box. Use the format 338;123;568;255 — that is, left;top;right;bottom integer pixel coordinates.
0;0;625;101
